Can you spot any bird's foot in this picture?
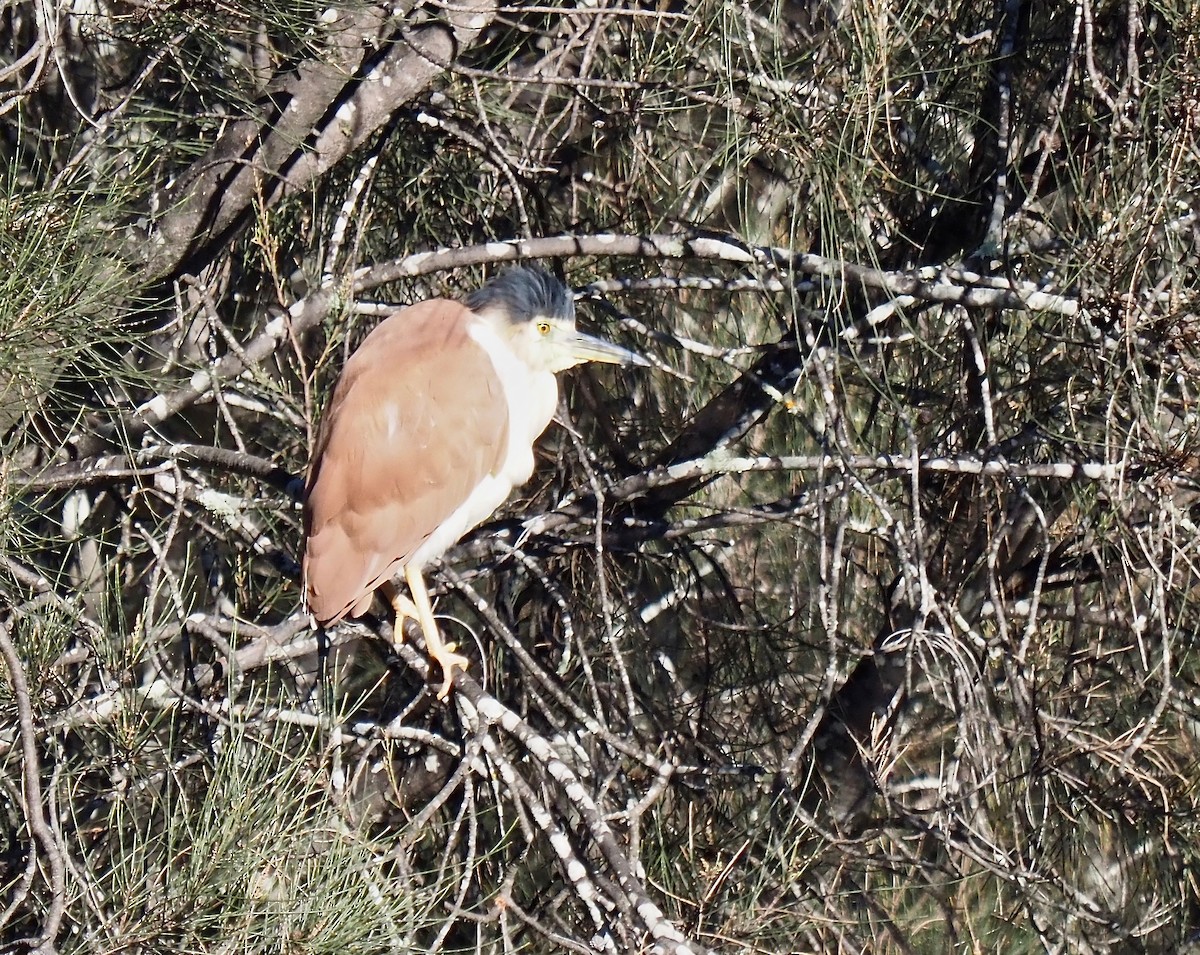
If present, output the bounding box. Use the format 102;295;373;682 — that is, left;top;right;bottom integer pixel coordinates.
429;641;471;700
389;591;421;644
396;565;469;700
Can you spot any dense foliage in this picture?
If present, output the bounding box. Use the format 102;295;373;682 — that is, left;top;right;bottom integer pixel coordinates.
2;0;1199;952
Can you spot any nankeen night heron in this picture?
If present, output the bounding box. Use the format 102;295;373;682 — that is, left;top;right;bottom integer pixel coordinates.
303;266;648;697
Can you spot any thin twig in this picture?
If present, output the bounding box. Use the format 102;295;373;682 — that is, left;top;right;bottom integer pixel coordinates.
0;622;66;954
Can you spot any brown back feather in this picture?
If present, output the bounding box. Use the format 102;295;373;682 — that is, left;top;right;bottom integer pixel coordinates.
303;300;510;624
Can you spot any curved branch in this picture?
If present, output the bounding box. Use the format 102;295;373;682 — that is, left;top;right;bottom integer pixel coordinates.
356;232;1079;315
95;227;1076;457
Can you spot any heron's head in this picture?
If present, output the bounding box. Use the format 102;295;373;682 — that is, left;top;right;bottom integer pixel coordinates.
465;266;648;373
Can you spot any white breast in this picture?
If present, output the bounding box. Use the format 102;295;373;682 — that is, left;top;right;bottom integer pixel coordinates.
407;321;559;569
467;320;560;486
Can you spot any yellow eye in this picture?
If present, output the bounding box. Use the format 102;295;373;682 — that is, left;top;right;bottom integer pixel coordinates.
536;321;551;335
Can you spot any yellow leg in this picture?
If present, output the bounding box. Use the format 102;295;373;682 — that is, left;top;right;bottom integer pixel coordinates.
388;588;421;641
399;564;469;699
